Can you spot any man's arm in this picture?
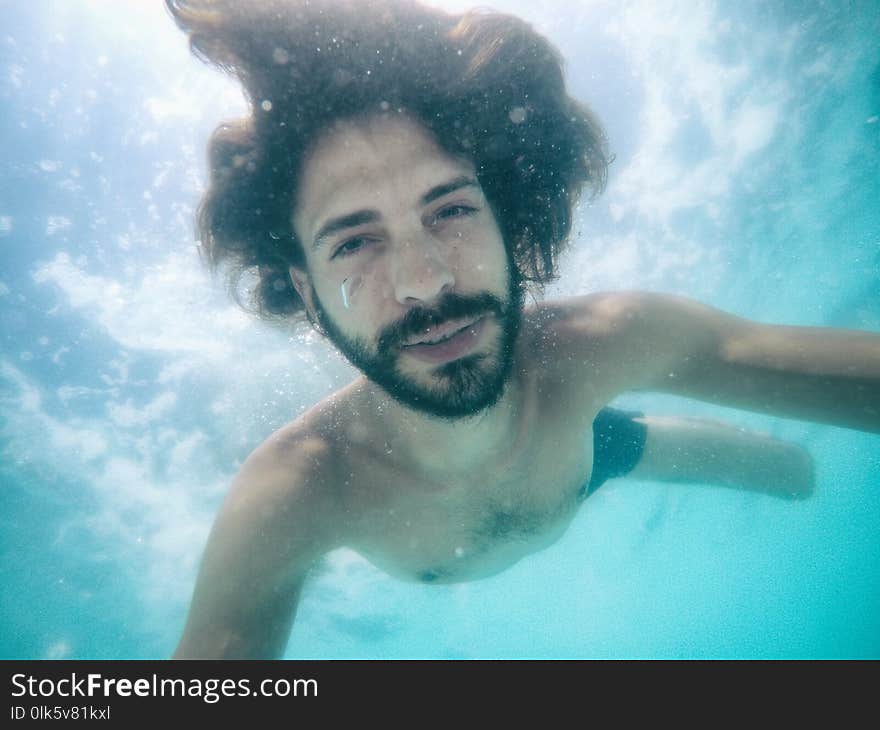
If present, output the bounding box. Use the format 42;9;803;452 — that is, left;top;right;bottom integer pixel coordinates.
629;415;815;499
173;435;338;659
590;408;814;499
567;292;880;433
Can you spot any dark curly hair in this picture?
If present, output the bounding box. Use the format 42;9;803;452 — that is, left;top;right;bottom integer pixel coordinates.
166;0;610;324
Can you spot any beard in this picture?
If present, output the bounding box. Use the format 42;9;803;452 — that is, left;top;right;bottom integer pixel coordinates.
310;260;526;422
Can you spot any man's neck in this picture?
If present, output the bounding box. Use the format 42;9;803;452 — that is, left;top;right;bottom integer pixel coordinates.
355;364;531;485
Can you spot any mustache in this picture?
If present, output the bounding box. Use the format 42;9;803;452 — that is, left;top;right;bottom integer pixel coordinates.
377;292;504;352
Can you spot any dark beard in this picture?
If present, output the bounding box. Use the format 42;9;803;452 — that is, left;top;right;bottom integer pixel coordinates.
310;263;526;422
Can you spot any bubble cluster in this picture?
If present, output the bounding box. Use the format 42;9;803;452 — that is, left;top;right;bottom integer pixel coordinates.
508;106;527;124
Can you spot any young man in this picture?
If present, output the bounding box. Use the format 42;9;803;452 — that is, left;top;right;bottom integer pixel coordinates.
166;0;878;658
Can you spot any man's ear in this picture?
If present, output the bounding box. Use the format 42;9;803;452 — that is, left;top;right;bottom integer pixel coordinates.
289;265;322;332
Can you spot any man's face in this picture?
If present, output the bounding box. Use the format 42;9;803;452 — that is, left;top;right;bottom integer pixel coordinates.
290;112;525;421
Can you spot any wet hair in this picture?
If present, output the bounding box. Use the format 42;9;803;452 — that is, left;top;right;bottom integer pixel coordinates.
166;0;610;323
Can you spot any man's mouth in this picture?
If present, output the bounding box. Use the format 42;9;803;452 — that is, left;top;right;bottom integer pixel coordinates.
403;318;480;347
398;317;487;364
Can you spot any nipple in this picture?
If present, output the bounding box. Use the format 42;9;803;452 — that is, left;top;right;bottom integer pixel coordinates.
340;275;363;309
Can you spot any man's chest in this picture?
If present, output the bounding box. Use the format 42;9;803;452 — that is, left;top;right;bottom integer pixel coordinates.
327;302;617;583
345;381;602;583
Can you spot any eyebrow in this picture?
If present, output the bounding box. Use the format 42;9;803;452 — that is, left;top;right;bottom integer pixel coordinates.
312;175;479;251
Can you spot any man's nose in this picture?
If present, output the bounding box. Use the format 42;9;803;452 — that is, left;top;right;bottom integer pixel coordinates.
389;234;455;306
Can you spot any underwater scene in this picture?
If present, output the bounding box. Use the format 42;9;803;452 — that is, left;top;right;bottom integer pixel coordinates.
1;0;878;658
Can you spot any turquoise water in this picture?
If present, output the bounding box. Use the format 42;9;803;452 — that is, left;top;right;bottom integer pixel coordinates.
1;0;878;659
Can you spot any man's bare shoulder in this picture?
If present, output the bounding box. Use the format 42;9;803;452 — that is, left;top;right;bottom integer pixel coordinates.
250;419;336;476
248;378;368;475
526;291;644;362
523;292;653;404
228;415;344;538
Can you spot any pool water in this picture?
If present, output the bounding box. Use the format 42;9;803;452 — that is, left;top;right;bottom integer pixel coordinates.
1;0;878;659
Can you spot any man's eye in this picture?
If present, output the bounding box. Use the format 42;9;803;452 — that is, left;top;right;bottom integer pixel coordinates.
333;236;371;258
433;204;478;222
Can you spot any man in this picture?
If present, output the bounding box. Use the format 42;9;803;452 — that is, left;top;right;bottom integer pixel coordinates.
166;0;878;658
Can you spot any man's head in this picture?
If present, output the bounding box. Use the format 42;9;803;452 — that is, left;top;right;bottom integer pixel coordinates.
167;0;609;415
289;111;525;419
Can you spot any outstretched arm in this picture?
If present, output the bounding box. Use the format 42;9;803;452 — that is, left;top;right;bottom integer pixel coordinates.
566;292;880;433
627;414;814;499
174;435;337;659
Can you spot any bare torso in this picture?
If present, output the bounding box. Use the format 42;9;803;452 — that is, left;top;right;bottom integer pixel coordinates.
283;300;613;584
174;286;862;658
